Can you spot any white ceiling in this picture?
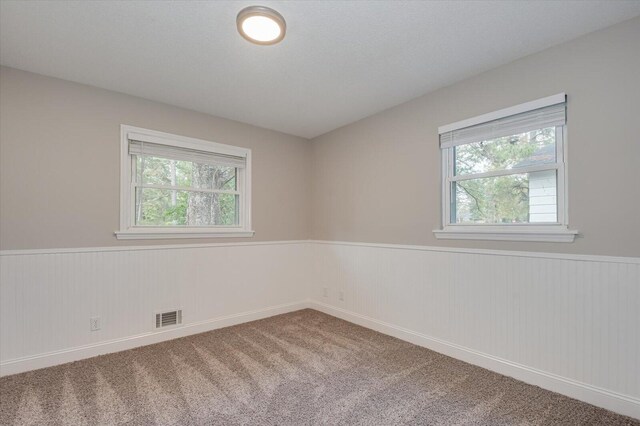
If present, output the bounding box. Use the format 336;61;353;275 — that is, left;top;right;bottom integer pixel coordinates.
2;1;639;139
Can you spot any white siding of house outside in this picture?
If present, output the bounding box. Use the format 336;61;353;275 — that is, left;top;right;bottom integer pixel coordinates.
529;170;557;222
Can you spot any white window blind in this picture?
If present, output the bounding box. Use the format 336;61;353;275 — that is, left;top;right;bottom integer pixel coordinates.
128;140;246;169
440;99;566;149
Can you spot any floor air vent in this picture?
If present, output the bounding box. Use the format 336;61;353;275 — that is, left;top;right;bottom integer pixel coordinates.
155;309;182;328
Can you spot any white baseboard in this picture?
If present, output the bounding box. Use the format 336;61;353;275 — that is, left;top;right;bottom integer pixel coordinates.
0;300;310;377
310;301;640;420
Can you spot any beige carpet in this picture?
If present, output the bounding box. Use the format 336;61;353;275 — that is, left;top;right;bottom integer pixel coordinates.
0;309;637;425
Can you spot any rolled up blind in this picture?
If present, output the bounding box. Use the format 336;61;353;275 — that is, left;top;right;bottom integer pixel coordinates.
440;97;566;149
129;140;246;168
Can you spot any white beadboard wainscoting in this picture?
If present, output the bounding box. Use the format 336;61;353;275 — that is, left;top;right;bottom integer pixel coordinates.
0;241;310;377
1;240;639;418
309;241;640;419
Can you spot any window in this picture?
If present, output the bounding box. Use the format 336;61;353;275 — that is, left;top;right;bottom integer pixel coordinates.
116;126;253;239
434;94;577;242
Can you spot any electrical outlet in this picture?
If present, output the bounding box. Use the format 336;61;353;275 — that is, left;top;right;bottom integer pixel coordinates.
90;317;101;331
339;291;344;301
323;287;328;298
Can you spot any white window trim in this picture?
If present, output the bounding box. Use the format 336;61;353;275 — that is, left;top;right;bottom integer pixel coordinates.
434;94;578;243
116;125;254;240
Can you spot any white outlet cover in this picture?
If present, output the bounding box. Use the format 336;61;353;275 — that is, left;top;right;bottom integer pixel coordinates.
90;317;101;331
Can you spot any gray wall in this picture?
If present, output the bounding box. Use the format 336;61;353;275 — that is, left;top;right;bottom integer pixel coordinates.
2;18;639;256
0;67;312;250
310;17;640;257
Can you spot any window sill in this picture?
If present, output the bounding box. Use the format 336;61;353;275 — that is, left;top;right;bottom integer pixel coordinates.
433;226;578;243
115;229;255;240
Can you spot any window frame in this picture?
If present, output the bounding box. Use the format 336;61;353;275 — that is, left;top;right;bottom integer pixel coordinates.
434;95;578;242
116;125;254;240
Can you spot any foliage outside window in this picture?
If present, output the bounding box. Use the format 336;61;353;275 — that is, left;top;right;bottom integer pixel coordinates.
117;126;253;239
135;156;238;227
452;127;557;224
435;94;577;242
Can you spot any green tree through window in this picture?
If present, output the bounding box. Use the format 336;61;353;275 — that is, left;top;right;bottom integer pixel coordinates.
453;127;556;224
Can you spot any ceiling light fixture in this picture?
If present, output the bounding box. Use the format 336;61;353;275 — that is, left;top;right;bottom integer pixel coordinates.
237;6;286;45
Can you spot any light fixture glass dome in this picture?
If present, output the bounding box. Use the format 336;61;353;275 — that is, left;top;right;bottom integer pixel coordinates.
237;6;286;45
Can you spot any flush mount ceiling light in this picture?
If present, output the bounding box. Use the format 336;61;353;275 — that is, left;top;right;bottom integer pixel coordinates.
237;6;286;45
